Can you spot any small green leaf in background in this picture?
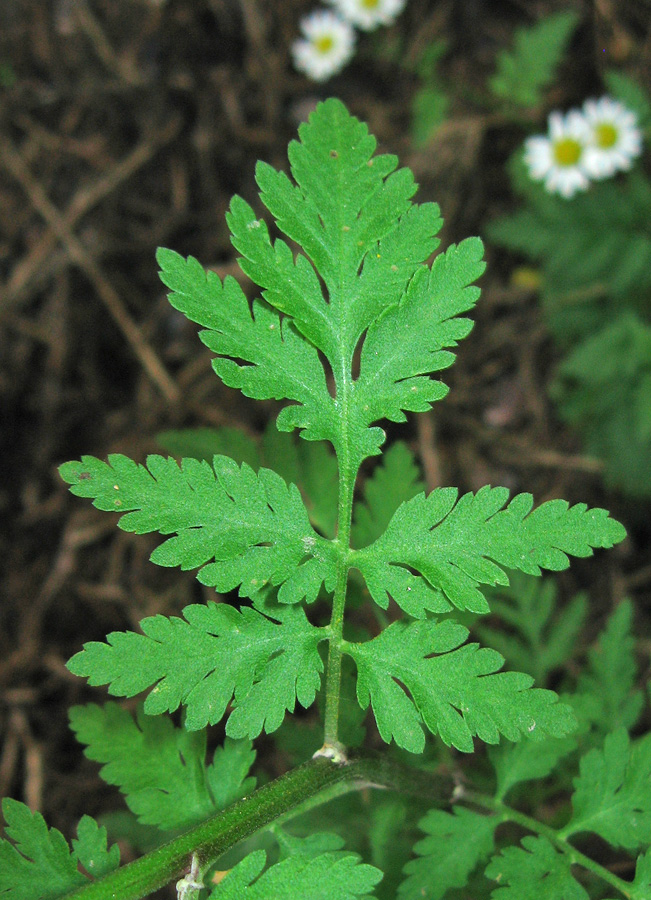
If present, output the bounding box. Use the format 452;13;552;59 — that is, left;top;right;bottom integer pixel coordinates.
486;835;588;899
476;573;587;685
209;847;382;899
68;599;326;736
573;599;644;735
352;441;424;549
488;733;577;801
410;40;450;146
157;426;260;470
0;800;119;900
489;10;579;108
552;314;651;497
399;806;496;899
70;816;121;880
561;728;651;850
69;703;255;831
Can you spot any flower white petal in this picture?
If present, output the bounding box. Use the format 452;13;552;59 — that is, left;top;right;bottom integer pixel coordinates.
326;0;406;31
291;10;356;82
524;109;592;199
581;95;643;179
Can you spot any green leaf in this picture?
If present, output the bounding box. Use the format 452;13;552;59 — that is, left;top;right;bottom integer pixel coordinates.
561;728;651;850
488;733;577;801
352;441;424;549
209;848;382;899
274;830;346;861
352;240;483;445
489;11;579;108
632;848;651;898
260;427;338;539
70;816;120;879
399;807;496;899
367;796;413;900
476;574;587;684
69;703;255;830
158;99;481;472
411;85;449;147
59;453;337;605
0;800;119;900
157;426;260;469
346;619;576;754
573;599;644;734
67;599;326;736
156;247;338;448
158;424;339;539
485;835;589;899
353;485;625;617
552;314;651;497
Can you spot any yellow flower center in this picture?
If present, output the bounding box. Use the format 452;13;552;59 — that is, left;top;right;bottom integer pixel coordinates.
595;122;618;149
361;0;380;8
553;137;582;167
314;34;335;54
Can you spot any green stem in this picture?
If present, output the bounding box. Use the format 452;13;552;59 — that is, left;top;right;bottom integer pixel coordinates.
62;756;455;900
463;792;637;900
323;404;357;750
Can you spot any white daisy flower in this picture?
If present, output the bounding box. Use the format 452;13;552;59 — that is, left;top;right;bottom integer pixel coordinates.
291;10;356;82
326;0;407;31
524;110;592;199
581;96;642;179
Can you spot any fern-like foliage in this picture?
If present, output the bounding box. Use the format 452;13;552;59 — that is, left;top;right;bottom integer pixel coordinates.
488;10;579;109
1;99;632;900
0;803;119;899
476;572;587;685
69;704;256;830
551;312;651;496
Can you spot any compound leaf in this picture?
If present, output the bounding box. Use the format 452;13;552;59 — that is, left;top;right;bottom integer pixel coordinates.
346;619;576;754
573;599;644;734
353;485;625;617
210;848;381;900
489;11;579;108
157;99;481;471
399;807;496;899
562;728;651;850
69;703;255;831
67;599;326;736
486;835;588;899
59;454;337;605
0;800;119;900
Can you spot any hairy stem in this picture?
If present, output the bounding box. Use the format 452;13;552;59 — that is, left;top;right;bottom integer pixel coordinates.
464;792;638;899
62;756;455;900
322;399;357;750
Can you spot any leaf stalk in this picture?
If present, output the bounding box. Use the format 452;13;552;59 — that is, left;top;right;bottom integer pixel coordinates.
61;756;454;900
